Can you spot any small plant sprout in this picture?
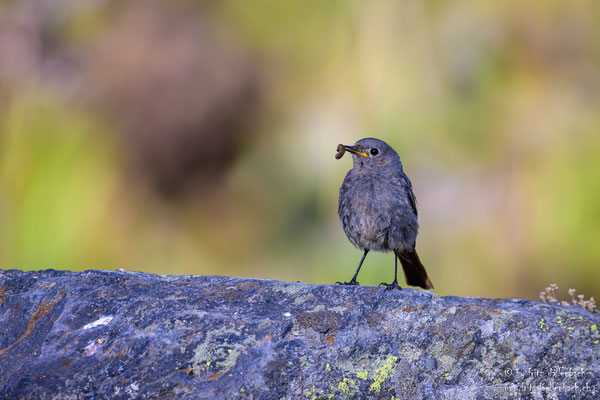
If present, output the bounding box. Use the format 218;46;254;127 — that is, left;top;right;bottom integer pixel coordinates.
539;284;596;313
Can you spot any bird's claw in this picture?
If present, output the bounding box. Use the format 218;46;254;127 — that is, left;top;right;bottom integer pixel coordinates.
336;280;360;286
379;281;402;291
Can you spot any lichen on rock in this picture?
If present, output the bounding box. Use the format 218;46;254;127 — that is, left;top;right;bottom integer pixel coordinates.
0;269;599;399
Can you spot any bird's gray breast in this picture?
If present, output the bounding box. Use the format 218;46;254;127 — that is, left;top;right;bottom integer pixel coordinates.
338;169;418;252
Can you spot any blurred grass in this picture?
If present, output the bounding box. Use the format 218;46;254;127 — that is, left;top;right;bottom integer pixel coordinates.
0;93;119;268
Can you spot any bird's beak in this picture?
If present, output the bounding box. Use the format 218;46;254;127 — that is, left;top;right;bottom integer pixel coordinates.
343;145;368;158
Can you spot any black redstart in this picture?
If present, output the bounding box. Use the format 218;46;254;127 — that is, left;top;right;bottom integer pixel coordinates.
336;138;434;290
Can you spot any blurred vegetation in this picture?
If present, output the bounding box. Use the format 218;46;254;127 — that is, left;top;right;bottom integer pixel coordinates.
1;0;599;299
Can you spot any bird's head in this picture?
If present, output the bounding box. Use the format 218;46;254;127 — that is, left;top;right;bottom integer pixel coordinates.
341;138;401;170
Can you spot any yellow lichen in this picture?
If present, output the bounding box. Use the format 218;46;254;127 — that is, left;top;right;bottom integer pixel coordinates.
337;380;350;396
337;378;356;396
304;385;316;399
368;356;398;393
356;370;368;380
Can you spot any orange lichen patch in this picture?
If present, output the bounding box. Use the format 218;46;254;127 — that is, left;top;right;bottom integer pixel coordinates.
402;306;420;313
0;286;4;305
113;344;128;358
85;337;107;356
177;367;193;376
483;309;501;314
462;304;502;315
207;371;224;381
0;297;59;356
97;342;131;367
254;333;272;347
60;358;75;370
325;334;335;344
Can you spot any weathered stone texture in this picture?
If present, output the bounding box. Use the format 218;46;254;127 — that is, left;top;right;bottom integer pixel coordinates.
0;269;598;399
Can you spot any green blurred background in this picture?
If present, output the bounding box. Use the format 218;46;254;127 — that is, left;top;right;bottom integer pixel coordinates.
1;0;599;300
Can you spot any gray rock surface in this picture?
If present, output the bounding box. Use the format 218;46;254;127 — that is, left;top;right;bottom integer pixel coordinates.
0;269;599;399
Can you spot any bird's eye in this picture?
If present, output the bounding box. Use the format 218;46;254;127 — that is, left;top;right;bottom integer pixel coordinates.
370;148;379;156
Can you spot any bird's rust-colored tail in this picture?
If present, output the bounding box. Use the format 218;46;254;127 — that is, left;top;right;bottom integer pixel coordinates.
396;249;434;290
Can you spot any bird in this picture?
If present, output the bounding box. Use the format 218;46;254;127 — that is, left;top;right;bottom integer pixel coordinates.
336;138;434;290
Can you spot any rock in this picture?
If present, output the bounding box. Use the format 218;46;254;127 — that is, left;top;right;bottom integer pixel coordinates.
0;269;598;399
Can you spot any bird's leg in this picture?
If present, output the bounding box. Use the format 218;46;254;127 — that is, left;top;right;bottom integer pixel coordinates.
380;253;403;291
336;249;369;285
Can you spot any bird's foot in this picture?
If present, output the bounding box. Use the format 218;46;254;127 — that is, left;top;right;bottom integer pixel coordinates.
336;279;360;286
379;280;402;291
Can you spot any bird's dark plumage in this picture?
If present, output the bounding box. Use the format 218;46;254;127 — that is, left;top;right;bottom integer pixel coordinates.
337;138;433;290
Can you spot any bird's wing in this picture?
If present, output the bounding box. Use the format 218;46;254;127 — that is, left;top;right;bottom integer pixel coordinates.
402;175;418;217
